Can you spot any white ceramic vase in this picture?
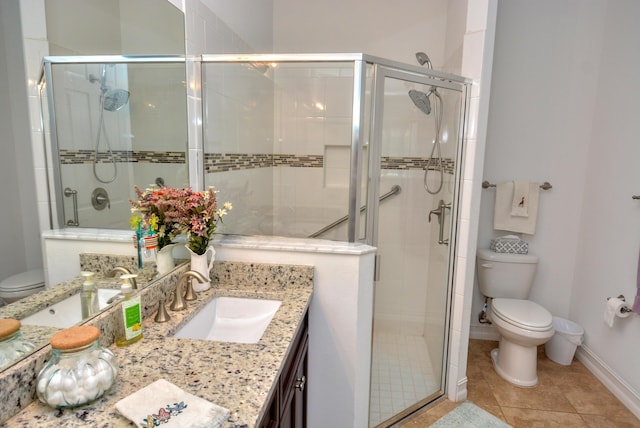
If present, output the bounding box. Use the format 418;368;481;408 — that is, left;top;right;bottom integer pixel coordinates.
155;243;178;277
186;244;215;291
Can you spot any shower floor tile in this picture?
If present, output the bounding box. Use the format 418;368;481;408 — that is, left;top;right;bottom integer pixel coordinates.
369;331;439;427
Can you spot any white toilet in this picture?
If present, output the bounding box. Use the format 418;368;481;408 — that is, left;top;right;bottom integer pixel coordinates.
476;249;554;387
0;269;46;304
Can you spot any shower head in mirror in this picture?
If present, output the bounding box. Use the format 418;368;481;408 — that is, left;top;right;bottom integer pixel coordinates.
415;52;433;69
102;89;130;112
408;89;431;115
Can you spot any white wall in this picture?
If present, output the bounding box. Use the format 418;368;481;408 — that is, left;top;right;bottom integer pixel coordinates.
571;0;640;415
273;0;449;69
0;0;42;284
473;0;605;323
200;0;274;52
472;0;640;416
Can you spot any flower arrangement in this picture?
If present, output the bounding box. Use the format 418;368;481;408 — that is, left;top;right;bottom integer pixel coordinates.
130;185;232;255
129;186;184;250
178;186;232;255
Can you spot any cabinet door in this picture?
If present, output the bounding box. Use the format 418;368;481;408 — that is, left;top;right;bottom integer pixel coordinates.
281;334;308;428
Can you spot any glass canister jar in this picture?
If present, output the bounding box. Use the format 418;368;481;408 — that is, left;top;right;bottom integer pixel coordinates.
37;325;118;408
0;318;35;369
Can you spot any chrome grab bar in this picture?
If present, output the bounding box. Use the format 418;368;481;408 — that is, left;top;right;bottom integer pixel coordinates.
64;187;79;226
308;185;401;238
428;199;451;245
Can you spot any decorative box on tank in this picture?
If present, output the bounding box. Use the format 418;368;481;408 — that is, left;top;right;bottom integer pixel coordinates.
490;236;529;254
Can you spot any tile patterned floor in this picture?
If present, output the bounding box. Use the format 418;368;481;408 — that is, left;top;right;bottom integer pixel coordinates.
369;331;440;426
395;339;640;427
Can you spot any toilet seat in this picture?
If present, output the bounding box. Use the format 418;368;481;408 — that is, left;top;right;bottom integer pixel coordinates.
492;298;552;332
0;269;45;301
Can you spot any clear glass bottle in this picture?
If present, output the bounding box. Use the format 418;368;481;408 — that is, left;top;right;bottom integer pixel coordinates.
37;325;118;408
80;271;99;319
0;319;35;369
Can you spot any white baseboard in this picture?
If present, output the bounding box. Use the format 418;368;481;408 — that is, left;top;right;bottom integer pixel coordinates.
448;376;468;402
575;345;640;419
469;323;500;341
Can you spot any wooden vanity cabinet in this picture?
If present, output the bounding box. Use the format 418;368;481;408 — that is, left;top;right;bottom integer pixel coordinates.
259;311;308;428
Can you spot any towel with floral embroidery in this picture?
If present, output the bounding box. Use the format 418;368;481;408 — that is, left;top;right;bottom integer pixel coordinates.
115;379;229;427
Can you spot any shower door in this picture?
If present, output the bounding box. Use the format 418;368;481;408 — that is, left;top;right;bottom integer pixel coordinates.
367;66;464;427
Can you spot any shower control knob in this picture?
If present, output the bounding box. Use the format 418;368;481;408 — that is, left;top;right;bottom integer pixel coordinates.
91;188;111;210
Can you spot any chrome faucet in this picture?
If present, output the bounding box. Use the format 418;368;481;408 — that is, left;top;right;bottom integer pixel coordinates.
106;267;137;289
170;270;207;311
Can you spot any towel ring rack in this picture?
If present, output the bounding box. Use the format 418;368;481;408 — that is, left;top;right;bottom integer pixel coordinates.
482;180;553;190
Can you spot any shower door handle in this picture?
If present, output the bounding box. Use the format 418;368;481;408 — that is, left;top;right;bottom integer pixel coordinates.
428;200;451;245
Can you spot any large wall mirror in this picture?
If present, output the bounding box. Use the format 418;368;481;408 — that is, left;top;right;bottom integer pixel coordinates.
0;0;186;372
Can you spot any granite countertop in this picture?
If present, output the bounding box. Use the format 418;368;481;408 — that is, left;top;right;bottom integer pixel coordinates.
4;264;314;427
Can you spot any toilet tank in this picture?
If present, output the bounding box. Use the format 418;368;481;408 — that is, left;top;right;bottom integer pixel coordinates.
476;249;538;299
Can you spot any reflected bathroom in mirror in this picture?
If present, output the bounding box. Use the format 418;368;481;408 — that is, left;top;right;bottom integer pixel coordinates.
42;57;190;230
0;0;187;373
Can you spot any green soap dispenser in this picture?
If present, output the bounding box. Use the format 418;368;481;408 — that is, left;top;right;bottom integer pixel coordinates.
80;271;99;319
115;276;143;347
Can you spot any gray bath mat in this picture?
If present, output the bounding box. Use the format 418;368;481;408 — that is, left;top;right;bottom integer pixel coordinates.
430;402;512;427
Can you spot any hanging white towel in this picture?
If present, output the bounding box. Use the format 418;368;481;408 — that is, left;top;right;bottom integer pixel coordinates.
511;180;530;217
494;181;540;235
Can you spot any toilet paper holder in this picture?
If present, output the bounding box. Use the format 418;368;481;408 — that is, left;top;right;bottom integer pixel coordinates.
606;295;633;313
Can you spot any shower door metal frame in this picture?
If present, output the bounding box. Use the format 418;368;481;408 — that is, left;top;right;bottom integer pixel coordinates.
40;55;186;229
366;63;470;426
365;65;467;247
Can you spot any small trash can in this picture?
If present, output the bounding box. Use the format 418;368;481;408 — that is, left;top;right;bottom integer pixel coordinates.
545;316;584;365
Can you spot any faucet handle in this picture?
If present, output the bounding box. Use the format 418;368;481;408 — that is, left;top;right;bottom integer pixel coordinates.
183;278;197;301
170;288;187;311
154;298;171;323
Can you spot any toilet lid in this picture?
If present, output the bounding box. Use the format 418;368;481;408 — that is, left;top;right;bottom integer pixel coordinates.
0;269;45;293
492;298;552;331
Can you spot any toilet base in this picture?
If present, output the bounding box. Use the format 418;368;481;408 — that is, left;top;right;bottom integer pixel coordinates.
491;339;539;387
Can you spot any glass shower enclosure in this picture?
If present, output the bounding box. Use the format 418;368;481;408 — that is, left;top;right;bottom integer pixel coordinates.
200;54;470;427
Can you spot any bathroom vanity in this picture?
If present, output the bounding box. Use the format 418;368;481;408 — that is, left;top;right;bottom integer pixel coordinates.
1;260;313;427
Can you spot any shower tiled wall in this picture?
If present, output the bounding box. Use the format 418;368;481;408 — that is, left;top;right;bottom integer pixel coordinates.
203;59;457;239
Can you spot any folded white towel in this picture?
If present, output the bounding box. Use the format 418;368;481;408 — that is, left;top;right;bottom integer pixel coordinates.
115;379;229;428
511;180;530;217
494;181;540;235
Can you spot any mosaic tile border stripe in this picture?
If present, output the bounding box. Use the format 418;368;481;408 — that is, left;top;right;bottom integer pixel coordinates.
204;153;325;172
205;153;455;174
59;149;186;164
381;156;455;173
59;150;455;173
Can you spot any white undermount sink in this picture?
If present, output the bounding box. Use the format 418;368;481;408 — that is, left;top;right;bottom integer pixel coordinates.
21;288;121;329
172;296;282;344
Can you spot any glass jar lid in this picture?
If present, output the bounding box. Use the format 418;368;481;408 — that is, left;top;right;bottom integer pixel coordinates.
50;325;100;350
0;319;21;341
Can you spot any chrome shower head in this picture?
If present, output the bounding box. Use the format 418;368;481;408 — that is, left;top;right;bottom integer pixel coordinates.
415;52;433;69
408;89;431;115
